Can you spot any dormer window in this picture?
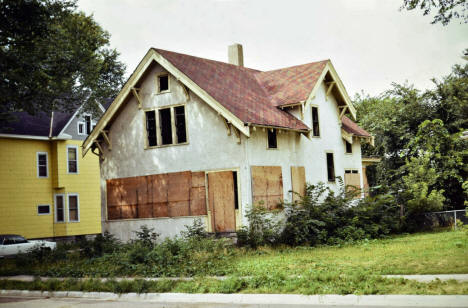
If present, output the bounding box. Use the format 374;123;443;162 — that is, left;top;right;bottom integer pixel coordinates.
267;129;277;149
158;74;169;93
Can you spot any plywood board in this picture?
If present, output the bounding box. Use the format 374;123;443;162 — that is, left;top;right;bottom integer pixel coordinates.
208;171;236;232
251;166;283;210
191;171;205;188
138;203;153;218
190;186;207;216
167;171;191;202
121;204;137;219
168;201;190;217
291;166;306;202
107;206;121;220
345;172;361;198
152;174;169;203
153;202;169;217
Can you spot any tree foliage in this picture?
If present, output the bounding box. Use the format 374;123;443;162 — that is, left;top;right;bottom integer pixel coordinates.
354;63;468;211
0;0;125;116
401;0;468;25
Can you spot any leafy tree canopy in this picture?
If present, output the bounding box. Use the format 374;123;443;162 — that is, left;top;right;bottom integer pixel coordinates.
354;63;468;210
0;0;125;116
401;0;468;25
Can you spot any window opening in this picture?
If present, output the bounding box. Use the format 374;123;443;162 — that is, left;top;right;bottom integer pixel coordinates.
145;110;157;146
174;106;187;144
68;147;78;173
56;195;64;222
159;75;169;92
85;115;92;134
345;141;352;153
233;171;239;210
37;153;48;177
68;195;79;222
267;129;277;149
326;153;335;182
312;107;320;137
78;123;85;135
159;108;173;145
37;205;50;215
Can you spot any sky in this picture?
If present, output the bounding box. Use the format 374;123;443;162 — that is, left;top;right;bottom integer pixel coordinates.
77;0;467;97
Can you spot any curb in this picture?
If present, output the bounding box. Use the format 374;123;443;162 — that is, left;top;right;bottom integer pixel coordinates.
1;289;468;306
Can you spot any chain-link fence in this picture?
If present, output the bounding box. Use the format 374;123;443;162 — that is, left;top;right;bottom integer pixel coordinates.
422;210;467;230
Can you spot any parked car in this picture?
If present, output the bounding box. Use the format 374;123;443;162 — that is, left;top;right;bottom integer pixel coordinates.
0;234;56;257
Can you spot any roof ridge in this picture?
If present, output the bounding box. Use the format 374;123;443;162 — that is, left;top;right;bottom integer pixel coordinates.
260;59;329;74
152;47;262;73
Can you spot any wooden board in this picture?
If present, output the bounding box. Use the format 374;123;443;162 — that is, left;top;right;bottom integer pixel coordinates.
251;166;283;210
106;170;207;221
291;166;306;202
207;171;236;232
344;172;361;198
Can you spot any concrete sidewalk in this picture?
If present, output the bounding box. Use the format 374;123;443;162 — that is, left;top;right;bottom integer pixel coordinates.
2;274;468;283
1;290;468;307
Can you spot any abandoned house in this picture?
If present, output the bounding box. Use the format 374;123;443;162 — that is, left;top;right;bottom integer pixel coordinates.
83;44;373;241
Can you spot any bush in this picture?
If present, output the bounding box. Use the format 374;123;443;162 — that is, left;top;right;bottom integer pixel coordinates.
79;232;121;258
236;204;282;248
181;218;208;239
133;225;159;248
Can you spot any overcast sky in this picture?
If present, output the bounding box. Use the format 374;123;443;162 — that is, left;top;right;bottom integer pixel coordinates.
78;0;467;97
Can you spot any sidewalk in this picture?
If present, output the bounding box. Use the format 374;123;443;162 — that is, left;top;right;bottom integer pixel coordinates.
1;290;468;307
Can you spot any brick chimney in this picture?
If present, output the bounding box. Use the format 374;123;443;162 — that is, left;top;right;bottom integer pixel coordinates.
228;43;244;67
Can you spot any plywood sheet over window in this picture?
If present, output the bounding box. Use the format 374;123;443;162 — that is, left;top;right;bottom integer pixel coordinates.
251;166;283;210
107;171;207;220
344;170;361;199
291;166;306;202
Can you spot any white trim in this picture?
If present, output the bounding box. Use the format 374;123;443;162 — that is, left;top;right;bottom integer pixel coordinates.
37;204;51;215
57;106;82;137
77;122;86;135
1;134;50;140
67;193;80;223
54;194;66;223
156;73;171;94
36;152;49;178
66;145;79;174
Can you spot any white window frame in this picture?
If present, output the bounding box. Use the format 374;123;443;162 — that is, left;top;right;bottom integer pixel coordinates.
77;122;86;135
36;152;49;178
66;145;79;174
54;194;66;223
37;204;51;215
67;193;80;222
156;73;170;94
143;104;188;149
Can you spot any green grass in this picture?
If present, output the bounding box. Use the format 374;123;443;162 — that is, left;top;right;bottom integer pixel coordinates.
0;230;467;294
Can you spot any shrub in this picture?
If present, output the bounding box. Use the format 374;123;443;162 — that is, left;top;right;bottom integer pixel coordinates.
79;232;121;258
181;218;208;239
133;225;159;248
236;205;282;248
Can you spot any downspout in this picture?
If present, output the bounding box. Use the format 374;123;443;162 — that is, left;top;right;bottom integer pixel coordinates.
49;111;54;138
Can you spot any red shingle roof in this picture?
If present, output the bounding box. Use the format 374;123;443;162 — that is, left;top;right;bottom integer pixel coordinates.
342;115;371;137
154;48;368;136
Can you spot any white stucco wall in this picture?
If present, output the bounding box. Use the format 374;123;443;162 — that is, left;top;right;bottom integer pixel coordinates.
99;62;364;241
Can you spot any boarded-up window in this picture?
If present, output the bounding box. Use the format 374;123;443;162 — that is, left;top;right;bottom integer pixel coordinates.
251;166;283;210
291;166;306;202
106;171;207;220
344;170;361;198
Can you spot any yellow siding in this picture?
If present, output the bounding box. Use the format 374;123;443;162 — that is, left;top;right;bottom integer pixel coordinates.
0;138;101;239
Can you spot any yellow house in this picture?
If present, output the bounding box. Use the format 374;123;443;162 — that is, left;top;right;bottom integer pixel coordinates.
0;107;103;239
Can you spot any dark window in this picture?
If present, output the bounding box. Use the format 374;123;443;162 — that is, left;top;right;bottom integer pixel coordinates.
69;195;79;221
159;108;173;145
345;141;352;153
174;106;187;144
345;170;352;174
352;170;358;174
145;110;157;146
159;75;169;92
326;153;335;182
3;238;15;245
37;153;47;177
78;123;84;134
267;129;277;149
312;107;320;137
56;195;64;222
85;115;92;134
68;147;78;173
38;205;50;215
12;236;27;244
233;171;239;210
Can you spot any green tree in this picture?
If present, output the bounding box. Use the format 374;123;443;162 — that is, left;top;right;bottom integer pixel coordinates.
0;0;125;116
400;0;468;25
